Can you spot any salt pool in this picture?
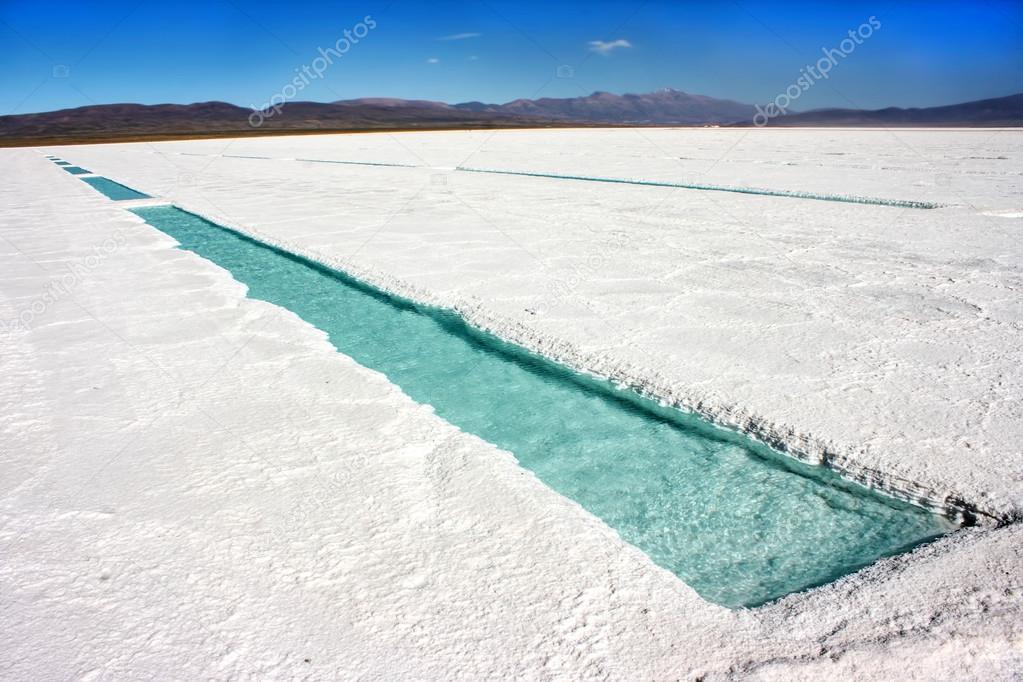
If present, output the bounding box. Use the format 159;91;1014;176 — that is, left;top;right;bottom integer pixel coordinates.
456;167;943;209
80;176;150;201
128;204;954;608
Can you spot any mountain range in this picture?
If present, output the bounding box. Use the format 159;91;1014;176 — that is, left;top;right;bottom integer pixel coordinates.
452;88;756;124
1;90;1020;145
759;92;1023;127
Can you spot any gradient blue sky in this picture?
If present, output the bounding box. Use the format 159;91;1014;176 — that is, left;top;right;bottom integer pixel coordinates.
2;0;1022;115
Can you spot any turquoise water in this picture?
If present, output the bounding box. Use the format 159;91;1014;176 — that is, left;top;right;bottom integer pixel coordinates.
130;205;953;608
81;176;150;201
62;166;91;175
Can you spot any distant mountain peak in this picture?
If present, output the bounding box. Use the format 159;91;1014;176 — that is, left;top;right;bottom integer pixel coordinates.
451;88;758;125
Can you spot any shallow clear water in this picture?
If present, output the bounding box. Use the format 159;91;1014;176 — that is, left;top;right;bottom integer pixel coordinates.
81;176;150;201
131;205;954;608
62;166;91;175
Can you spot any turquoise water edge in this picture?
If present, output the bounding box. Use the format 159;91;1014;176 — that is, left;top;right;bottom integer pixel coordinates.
127;204;955;608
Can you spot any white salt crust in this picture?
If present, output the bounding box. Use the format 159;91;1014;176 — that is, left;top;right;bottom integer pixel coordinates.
3;135;1020;679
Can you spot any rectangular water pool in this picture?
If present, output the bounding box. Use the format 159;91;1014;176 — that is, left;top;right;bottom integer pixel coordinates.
130;205;955;608
81;176;150;201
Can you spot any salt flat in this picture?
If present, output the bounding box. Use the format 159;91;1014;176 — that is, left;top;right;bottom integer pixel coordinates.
2;130;1021;679
53;128;1023;521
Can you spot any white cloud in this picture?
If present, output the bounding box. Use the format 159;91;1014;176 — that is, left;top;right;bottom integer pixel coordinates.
588;39;632;56
439;32;481;41
426;57;440;64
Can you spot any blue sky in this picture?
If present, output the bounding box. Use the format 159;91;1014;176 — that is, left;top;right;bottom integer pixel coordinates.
2;0;1022;115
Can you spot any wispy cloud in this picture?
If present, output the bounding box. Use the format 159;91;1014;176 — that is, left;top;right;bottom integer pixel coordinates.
588;39;632;55
426;57;440;64
439;32;481;41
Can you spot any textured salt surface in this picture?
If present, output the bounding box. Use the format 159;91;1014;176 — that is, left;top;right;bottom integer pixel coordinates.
52;129;1023;522
3;137;1021;679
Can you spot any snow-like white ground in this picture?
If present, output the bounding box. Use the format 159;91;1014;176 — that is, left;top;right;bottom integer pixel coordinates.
48;128;1023;522
2;129;1021;679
